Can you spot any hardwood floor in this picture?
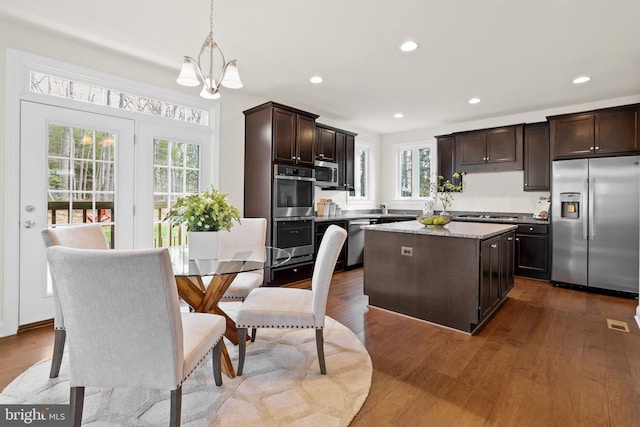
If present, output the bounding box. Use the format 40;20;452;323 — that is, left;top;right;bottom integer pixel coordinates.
2;269;640;426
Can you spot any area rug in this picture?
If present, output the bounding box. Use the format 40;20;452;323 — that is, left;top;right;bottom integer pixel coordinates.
0;313;372;427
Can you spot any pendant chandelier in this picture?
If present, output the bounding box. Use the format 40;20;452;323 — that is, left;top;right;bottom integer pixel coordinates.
176;0;242;99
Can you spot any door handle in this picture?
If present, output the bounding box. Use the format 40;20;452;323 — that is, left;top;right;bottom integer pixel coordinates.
589;177;595;240
582;178;589;240
24;220;36;229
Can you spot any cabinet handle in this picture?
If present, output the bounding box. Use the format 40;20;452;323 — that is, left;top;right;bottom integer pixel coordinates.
486;157;490;161
524;183;528;186
589;146;594;150
595;146;600;150
291;156;297;160
529;227;533;231
515;238;520;241
491;244;498;248
297;156;301;160
507;237;513;241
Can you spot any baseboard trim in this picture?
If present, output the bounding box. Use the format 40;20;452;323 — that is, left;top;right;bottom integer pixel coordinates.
17;319;54;333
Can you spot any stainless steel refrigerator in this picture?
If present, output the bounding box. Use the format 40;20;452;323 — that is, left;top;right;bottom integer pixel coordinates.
552;156;639;294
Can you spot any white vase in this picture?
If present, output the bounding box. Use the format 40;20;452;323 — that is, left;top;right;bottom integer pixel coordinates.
188;231;219;260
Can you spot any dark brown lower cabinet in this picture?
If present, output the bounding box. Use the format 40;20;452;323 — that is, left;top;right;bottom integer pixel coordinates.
480;231;515;322
480;236;502;320
315;221;347;271
269;262;314;287
515;224;549;280
364;228;515;333
501;232;515;297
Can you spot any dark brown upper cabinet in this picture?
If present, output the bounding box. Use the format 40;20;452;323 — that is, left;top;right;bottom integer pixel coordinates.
523;122;550;191
455;124;523;173
436;135;456;183
251;103;317;167
315;125;336;162
320;123;357;191
549;104;639;159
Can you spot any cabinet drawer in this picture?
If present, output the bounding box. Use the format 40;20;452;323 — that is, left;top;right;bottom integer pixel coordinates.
516;224;547;234
269;262;314;286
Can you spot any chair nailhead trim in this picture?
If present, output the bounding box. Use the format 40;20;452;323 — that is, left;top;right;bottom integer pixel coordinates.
178;335;223;387
237;325;323;329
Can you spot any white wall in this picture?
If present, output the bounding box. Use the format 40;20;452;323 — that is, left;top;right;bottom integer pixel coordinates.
380;94;640;213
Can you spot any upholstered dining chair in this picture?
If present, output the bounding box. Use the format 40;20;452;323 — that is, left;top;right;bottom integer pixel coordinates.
217;218;267;301
236;224;347;375
45;246;226;427
41;224;110;378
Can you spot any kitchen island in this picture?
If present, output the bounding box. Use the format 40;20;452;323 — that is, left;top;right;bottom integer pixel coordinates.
363;221;517;333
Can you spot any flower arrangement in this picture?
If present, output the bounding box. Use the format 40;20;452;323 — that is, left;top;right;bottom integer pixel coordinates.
432;172;465;213
164;186;240;232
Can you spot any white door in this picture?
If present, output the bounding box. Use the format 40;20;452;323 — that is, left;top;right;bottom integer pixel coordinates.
19;101;135;326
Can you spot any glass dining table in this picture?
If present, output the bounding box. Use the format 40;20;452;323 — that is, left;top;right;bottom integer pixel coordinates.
168;246;291;378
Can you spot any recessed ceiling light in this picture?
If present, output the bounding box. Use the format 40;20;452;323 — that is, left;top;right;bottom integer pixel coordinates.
468;97;481;104
393;113;404;118
310;75;324;84
573;76;590;84
400;41;418;52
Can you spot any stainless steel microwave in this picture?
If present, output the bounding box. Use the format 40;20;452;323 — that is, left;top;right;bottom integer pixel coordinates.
314;160;339;188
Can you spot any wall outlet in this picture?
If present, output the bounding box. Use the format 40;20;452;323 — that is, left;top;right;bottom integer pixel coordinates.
401;246;413;256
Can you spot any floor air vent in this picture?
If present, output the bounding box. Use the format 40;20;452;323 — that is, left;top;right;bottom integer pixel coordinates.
606;319;630;332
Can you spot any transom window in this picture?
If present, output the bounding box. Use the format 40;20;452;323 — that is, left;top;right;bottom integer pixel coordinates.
30;71;209;126
395;141;435;200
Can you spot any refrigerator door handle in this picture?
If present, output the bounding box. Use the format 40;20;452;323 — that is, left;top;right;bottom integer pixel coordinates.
589;177;595;240
582;178;589;240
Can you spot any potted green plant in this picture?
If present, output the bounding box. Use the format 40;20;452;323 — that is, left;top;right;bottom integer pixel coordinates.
164;186;240;259
433;172;465;215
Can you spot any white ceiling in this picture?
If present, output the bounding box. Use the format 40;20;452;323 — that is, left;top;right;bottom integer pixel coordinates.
2;0;640;135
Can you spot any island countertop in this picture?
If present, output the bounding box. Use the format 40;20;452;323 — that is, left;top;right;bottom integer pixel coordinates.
362;220;517;240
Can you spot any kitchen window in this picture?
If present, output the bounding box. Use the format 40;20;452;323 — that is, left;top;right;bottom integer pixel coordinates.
395;141;434;200
349;141;373;201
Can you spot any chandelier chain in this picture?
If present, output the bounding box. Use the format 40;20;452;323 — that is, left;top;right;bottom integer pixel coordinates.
209;0;214;35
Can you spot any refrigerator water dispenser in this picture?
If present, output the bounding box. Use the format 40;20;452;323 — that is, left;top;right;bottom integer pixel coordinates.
560;192;580;219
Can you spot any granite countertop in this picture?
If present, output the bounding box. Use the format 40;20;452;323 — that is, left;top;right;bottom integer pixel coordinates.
314;213;416;222
315;210;549;225
362;220;517;240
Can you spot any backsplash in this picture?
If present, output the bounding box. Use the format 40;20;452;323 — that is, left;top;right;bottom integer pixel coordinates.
314;171;549;216
388;170;549;215
449;171;549;213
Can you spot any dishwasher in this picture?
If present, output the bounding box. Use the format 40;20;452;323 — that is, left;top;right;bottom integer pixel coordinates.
347;219;377;267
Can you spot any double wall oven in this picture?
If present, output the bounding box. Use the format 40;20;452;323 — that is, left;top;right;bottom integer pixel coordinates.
272;165;315;264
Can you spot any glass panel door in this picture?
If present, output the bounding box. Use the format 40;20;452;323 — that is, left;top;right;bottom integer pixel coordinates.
153;139;201;248
19;101;134;326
